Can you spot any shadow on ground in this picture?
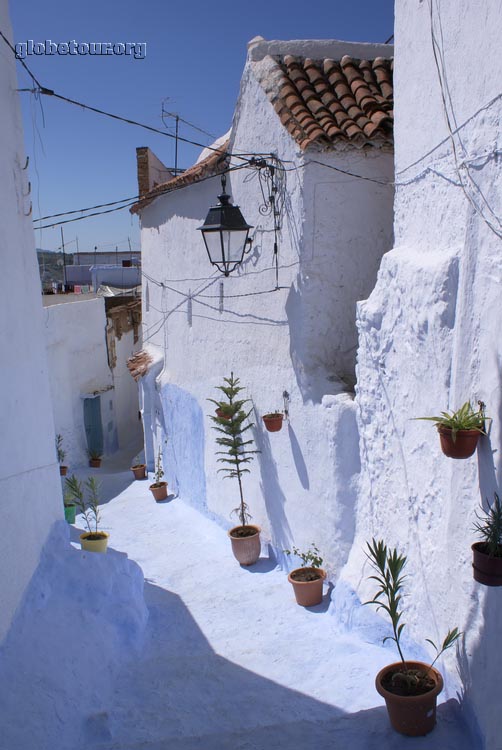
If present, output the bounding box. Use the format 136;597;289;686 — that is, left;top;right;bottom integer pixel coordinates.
81;582;479;750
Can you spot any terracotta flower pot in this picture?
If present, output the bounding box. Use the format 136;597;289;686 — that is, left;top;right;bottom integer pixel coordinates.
472;542;502;586
215;408;230;420
80;531;109;554
437;426;481;459
89;458;102;468
64;504;76;524
262;413;283;432
59;465;68;476
131;464;147;480
288;567;326;606
375;661;443;736
150;481;168;501
228;525;261;565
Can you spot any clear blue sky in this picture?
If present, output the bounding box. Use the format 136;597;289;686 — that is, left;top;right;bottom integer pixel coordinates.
9;0;394;253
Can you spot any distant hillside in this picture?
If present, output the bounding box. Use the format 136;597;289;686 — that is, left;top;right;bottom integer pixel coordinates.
36;249;74;288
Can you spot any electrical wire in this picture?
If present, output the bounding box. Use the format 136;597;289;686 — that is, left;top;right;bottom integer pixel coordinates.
428;0;502;239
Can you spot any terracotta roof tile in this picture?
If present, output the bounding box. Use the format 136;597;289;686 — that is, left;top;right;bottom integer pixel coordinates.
130;140;230;214
127;350;153;380
255;54;393;150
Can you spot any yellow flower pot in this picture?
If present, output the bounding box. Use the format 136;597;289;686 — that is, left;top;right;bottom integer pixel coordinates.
80;531;109;554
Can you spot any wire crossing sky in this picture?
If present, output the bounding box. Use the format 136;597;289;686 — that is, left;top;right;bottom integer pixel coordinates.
10;0;395;253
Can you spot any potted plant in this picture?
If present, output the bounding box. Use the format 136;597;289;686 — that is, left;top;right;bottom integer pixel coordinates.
56;434;68;476
284;543;326;606
365;539;461;736
88;449;102;468
130;454;147;480
149;446;168;501
472;492;502;586
416;401;488;458
209;373;261;565
262;412;284;432
63;490;76;524
65;474;109;553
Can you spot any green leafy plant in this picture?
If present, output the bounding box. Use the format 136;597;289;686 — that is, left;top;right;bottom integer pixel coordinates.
365;539;461;692
284;543;323;569
473;493;502;558
55;434;66;464
152;446;165;486
209;373;259;527
88;448;102;460
65;475;103;536
416;401;488;442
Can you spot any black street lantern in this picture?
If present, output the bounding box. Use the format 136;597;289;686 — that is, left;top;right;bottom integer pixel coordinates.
198;174;253;276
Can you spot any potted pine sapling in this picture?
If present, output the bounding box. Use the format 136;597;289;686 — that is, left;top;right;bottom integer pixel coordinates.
88;448;102;468
65;474;109;553
56;434;68;476
472;492;502;586
365;539;461;736
209;373;261;565
262;411;284;433
149;445;168;501
284;543;326;606
416;400;488;459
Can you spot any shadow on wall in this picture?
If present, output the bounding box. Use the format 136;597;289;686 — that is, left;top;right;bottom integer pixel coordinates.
460;389;502;747
288;422;310;490
159;382;207;511
253;412;292;552
285;282;355;405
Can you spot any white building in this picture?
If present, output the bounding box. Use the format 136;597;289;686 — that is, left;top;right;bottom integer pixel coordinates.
339;2;502;745
43;294;143;467
0;0;62;644
132;38;394;571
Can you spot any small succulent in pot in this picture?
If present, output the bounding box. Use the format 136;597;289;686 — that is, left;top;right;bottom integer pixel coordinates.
149;445;168;500
472;493;502;585
284;543;326;606
88;448;102;467
415;400;489;458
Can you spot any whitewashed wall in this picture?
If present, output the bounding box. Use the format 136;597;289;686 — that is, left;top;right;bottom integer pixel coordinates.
339;1;502;745
0;0;62;644
139;39;393;576
45;297;142;466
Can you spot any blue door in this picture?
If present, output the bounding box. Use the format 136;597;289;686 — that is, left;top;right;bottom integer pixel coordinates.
83;396;104;456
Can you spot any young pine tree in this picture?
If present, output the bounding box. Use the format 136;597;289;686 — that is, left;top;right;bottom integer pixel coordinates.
209;373;259;531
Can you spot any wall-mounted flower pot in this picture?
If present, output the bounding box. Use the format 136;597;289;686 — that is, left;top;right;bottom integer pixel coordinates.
80;531;109;554
131;464;147;480
437;426;481;459
64;503;76;524
288;567;326;606
262;413;284;432
375;661;443;736
215;408;230;420
150;481;168;502
59;465;68;476
472;542;502;586
228;525;261;565
89;458;102;468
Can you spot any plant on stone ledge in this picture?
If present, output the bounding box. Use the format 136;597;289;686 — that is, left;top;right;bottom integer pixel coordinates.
209;373;261;565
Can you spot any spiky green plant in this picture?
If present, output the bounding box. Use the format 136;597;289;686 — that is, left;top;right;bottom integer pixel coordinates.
65;474;102;535
55;434;65;464
473;493;502;558
208;373;259;527
365;539;461;677
415;401;488;442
